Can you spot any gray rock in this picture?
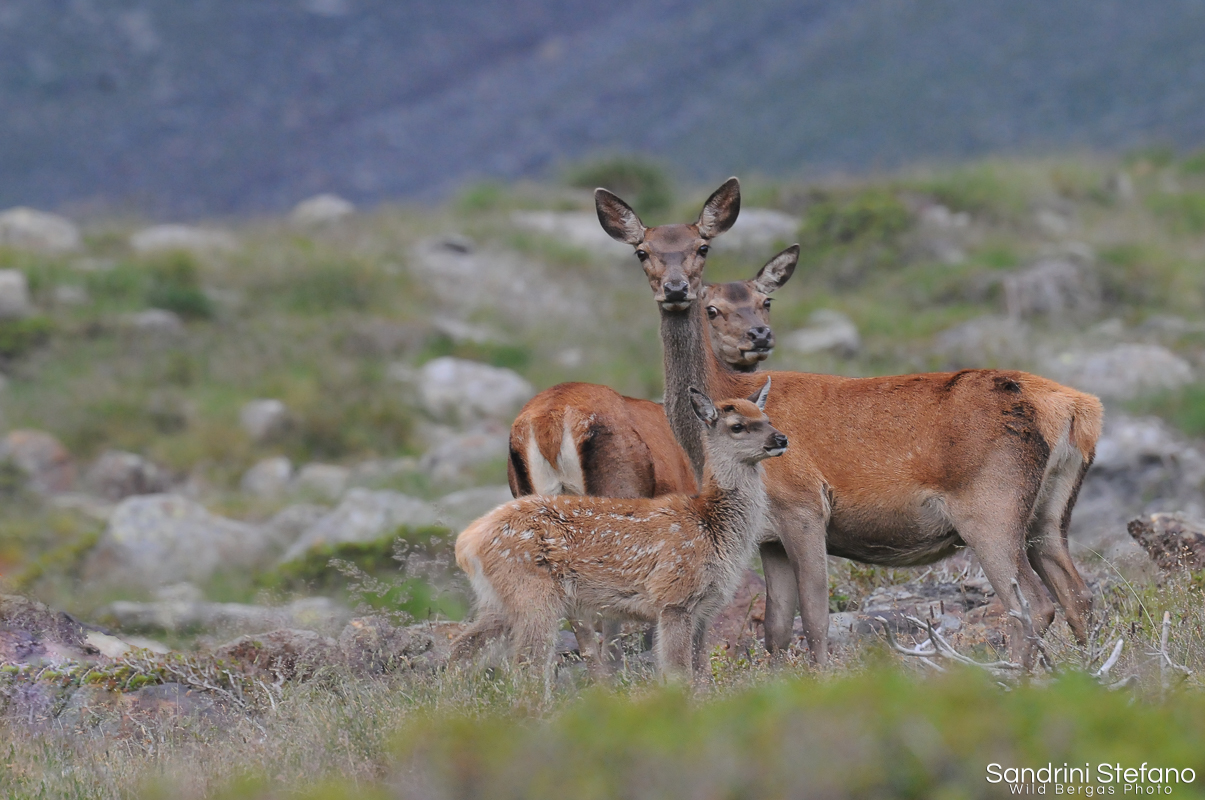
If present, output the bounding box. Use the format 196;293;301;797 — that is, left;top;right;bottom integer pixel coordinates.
419;424;510;483
52;284;90;306
782;309;860;357
124;308;185;336
290;193;355;226
933;315;1031;369
0;429;76;494
1003;257;1101;318
0;270;32;318
434;485;513;531
0;207;80;253
293;463;349;501
84;494;272;588
240;456;293;498
263;504;330;549
1041;344;1194;400
214;628;338;681
100;596;347;635
240;399;292;442
129;225;237;254
510;211;632;256
712;208;800;252
415;357;533;423
280;488;439;563
84;450;170;501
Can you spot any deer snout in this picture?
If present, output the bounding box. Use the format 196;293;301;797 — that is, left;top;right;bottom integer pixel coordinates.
747;326;774;351
661;278;691;306
765;432;788;456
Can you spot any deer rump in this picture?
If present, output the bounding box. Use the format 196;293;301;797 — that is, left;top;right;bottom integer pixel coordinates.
507;382;697;501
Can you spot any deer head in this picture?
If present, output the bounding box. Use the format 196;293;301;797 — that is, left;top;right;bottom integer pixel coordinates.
595;178;741;310
689;379;787;465
702;245;799;371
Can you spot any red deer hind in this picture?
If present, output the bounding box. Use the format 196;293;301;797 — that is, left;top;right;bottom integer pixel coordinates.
595;178;1103;667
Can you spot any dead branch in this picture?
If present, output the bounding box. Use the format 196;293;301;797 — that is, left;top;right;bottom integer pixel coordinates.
877;615;1021;675
1009;579;1055;671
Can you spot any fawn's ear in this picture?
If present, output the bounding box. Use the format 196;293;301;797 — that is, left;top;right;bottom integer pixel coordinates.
748;377;771;411
595;188;647;245
753;245;798;294
695;177;741;239
689;387;719;426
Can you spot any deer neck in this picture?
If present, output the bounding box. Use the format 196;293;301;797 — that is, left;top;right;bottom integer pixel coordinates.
660;303;745;481
698;456;769;558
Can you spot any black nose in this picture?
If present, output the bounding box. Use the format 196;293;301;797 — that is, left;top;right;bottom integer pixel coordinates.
750;326;772;346
663;279;689;302
771;433;788;450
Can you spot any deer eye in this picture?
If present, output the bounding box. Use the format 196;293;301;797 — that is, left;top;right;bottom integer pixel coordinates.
706;306;719;319
730;423;745;433
763;298;772;309
636;250;649;262
698;244;710;256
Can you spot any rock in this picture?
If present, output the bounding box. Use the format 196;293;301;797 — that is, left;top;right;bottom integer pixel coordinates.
280;488;439;563
0;270;32;318
129;225;237;255
84;494;273;588
240;399;292;442
933;315;1030;369
52;285;89;306
290;193;355;226
418;424;510;483
510;211;632;256
1127;513;1205;572
919;204;971;231
0;207;81;253
0;594;88;657
214;628;338;681
0;430;76;494
1107;171;1135;203
84;450;171;501
84;631;136;659
1003;257;1101;318
1035;208;1073;237
1041;344;1193;400
262;504;330;549
338;616;434;674
293;463;349;501
712;208;800;252
434;485;514;531
414;357;533;423
125;308;185;335
782;310;860;357
240;456;293;498
99;596;348;635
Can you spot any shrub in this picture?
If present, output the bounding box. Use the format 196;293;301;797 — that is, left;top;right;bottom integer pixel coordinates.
565;156;674;219
0;316;53;358
144;251;214;319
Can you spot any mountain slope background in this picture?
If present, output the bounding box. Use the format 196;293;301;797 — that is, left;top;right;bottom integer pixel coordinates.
3;0;1205;215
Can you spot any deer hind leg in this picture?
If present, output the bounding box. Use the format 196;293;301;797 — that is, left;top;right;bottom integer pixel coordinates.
508;582;563;694
1027;456;1093;644
655;607;695;680
450;609;509;666
773;499;832;667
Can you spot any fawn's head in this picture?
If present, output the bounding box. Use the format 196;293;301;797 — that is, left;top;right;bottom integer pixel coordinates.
702;245;799;371
689;379;787;465
595;178;741;310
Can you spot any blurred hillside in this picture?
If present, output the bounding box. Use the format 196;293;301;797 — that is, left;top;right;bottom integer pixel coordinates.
4;0;1205;214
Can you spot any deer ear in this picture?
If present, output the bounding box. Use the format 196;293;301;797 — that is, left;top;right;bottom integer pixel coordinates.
747;377;771;411
695;177;741;239
689;387;719;426
753;245;798;294
595;189;647;245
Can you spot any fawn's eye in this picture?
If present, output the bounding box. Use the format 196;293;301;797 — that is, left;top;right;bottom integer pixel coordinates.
730;423;745;433
698;244;710;256
636;250;649;261
706;306;719;319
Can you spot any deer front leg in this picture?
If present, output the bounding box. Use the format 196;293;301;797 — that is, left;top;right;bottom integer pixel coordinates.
655;607;695;680
760;541;797;653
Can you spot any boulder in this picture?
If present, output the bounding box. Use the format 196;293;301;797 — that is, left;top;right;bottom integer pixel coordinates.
415;357;533;423
280;488;438;563
84;450;170;501
0;269;32;318
434;485;514;531
293;463;350;501
240;456;293;498
0;207;80;253
84;494;273;588
1003;257;1101;318
290;193;355;226
338;616;434;674
510;211;631;256
129;225;237;255
1041;344;1193;400
933;315;1030;369
240;399;292;442
1127;513;1205;573
52;285;90;306
712;208;800;252
0;429;76;494
418;424;510;483
214;628;338;681
124;308;185;335
782;310;860;357
0;594;89;657
262;504;330;549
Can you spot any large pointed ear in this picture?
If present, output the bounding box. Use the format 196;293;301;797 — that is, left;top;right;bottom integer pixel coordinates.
753;245;798;294
689;387;719;426
595;188;647;245
747;377;771;411
695;177;741;239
